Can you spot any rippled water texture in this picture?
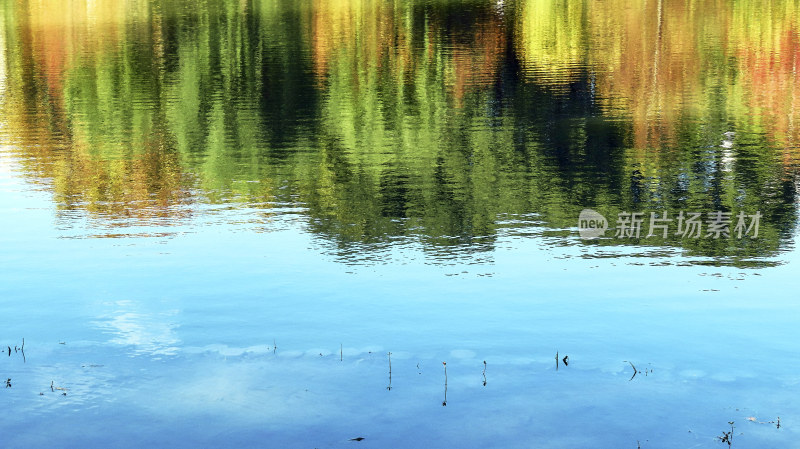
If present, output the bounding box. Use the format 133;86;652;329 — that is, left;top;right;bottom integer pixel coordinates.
1;1;799;448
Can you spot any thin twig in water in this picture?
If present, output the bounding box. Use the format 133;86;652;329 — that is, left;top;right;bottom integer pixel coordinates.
482;360;487;386
442;361;447;406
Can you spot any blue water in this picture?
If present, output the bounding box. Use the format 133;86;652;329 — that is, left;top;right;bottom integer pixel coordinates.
2;147;799;448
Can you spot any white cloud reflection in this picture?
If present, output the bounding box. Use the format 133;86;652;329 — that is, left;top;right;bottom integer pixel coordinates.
94;300;181;356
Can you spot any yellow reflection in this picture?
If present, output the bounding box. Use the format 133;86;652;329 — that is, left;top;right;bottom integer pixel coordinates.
515;0;586;86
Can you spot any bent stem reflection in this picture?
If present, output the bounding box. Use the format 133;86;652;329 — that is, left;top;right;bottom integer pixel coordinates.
5;339;25;363
625;361;638;381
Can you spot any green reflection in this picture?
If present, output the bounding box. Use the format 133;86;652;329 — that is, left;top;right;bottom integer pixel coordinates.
1;0;797;264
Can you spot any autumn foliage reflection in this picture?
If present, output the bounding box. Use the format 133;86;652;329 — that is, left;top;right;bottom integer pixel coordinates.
0;0;797;254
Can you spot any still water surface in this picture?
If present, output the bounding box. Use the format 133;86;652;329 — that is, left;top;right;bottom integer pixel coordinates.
2;0;800;447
